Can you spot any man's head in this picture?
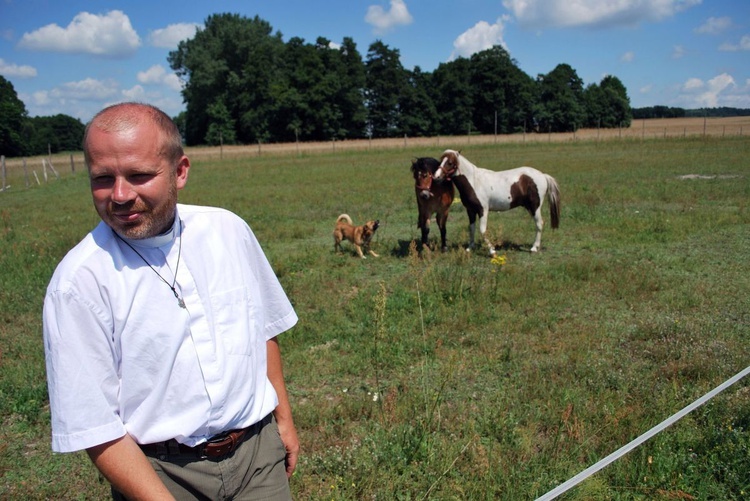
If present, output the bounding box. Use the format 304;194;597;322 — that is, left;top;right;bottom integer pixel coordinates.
84;103;190;239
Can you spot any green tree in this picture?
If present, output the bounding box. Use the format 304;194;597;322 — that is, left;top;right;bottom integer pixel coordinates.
469;46;536;134
27;114;85;155
584;76;632;128
430;58;474;136
169;13;284;145
204;100;236;146
334;37;367;139
536;63;586;133
364;41;407;138
599;75;632;128
0;76;29;157
397;67;438;137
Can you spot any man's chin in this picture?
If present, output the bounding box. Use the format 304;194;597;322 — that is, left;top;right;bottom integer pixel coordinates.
108;221;152;240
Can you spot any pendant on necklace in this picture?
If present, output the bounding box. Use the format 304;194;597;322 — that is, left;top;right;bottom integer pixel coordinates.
170;287;186;309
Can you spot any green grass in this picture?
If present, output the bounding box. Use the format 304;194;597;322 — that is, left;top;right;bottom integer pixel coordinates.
1;137;749;499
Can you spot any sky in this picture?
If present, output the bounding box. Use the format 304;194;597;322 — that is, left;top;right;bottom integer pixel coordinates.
1;0;749;123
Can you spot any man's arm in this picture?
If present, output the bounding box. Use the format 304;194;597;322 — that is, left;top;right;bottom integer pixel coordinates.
266;337;300;478
87;434;175;501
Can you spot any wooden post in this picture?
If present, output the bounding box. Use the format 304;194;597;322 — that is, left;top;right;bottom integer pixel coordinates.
43;159;48;182
1;155;6;192
23;158;29;188
70;154;75;173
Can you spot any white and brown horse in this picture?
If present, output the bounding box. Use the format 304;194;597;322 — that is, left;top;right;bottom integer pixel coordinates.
434;149;561;254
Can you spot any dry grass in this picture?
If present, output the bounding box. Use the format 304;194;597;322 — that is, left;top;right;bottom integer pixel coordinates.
2;117;748;175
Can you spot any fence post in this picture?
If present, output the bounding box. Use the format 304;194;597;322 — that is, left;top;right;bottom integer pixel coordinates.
1;155;6;192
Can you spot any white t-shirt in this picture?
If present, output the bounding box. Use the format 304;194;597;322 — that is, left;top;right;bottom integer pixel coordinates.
43;204;298;453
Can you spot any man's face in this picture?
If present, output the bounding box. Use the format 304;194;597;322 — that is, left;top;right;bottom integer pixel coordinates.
87;121;189;239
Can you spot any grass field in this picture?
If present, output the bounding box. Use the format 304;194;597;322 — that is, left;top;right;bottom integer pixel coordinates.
1;131;749;499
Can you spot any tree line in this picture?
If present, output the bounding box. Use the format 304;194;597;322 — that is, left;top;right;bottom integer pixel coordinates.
0;76;86;157
169;13;633;146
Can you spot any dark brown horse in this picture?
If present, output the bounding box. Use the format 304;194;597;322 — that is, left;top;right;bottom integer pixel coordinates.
411;157;483;251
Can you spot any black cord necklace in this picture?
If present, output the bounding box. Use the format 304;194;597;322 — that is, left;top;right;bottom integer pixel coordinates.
114;220;186;309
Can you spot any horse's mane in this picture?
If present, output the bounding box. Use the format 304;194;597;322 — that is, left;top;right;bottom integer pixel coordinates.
411;157;440;174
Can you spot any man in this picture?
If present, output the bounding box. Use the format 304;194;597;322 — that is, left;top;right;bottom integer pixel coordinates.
43;102;299;500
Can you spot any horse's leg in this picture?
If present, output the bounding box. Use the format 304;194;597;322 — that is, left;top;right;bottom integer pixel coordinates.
418;211;430;250
465;210;477;252
530;209;544;253
478;213;495;256
436;211;448;252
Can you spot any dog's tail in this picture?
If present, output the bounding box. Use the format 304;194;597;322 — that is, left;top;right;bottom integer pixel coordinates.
337;214;353;224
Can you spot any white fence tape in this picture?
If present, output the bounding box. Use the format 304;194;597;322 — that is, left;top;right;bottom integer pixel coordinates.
536;365;750;501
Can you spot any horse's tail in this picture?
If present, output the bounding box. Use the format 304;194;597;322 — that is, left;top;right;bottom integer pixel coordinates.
337;214;353;225
545;175;561;229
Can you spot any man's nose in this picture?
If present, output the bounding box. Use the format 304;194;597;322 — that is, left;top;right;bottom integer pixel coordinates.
111;178;135;204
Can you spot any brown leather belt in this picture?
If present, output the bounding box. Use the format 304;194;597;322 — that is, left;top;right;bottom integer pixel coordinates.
140;426;252;460
140;414;273;460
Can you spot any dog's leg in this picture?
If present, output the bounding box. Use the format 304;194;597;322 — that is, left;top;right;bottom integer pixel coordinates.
355;245;366;258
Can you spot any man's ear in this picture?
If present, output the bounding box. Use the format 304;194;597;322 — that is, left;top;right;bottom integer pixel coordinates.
176;156;190;190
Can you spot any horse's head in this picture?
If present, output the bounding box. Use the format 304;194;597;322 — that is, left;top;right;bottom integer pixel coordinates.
435;150;460;180
411;157;439;200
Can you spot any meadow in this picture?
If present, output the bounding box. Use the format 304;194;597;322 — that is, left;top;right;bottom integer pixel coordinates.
1;133;749;499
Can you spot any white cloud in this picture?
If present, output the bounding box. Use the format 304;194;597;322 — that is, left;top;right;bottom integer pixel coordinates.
365;0;413;34
53;78;121;101
17;10;140;58
672;45;686;59
620;51;635;63
719;35;750;52
149;23;201;49
502;0;702;29
21;77;184;121
121;85;148;102
450;17;509;60
0;58;37;78
677;73;739;108
695;16;731;35
137;65;184;92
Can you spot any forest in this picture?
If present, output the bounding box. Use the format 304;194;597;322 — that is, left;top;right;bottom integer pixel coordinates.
167;13;632;146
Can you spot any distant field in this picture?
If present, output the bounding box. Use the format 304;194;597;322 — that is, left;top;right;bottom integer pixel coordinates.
1;127;749;500
2;117;748;178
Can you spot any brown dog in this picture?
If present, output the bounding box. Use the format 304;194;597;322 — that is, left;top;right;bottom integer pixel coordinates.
333;214;380;258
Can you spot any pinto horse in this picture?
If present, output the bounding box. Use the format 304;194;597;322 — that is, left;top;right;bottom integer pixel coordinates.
411;157;483;252
434;149;561;254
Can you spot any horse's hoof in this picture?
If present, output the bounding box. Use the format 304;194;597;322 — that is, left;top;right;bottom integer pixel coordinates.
441;246;448;253
530;247;539;253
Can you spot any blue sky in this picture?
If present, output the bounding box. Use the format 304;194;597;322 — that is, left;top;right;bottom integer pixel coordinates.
1;0;749;123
